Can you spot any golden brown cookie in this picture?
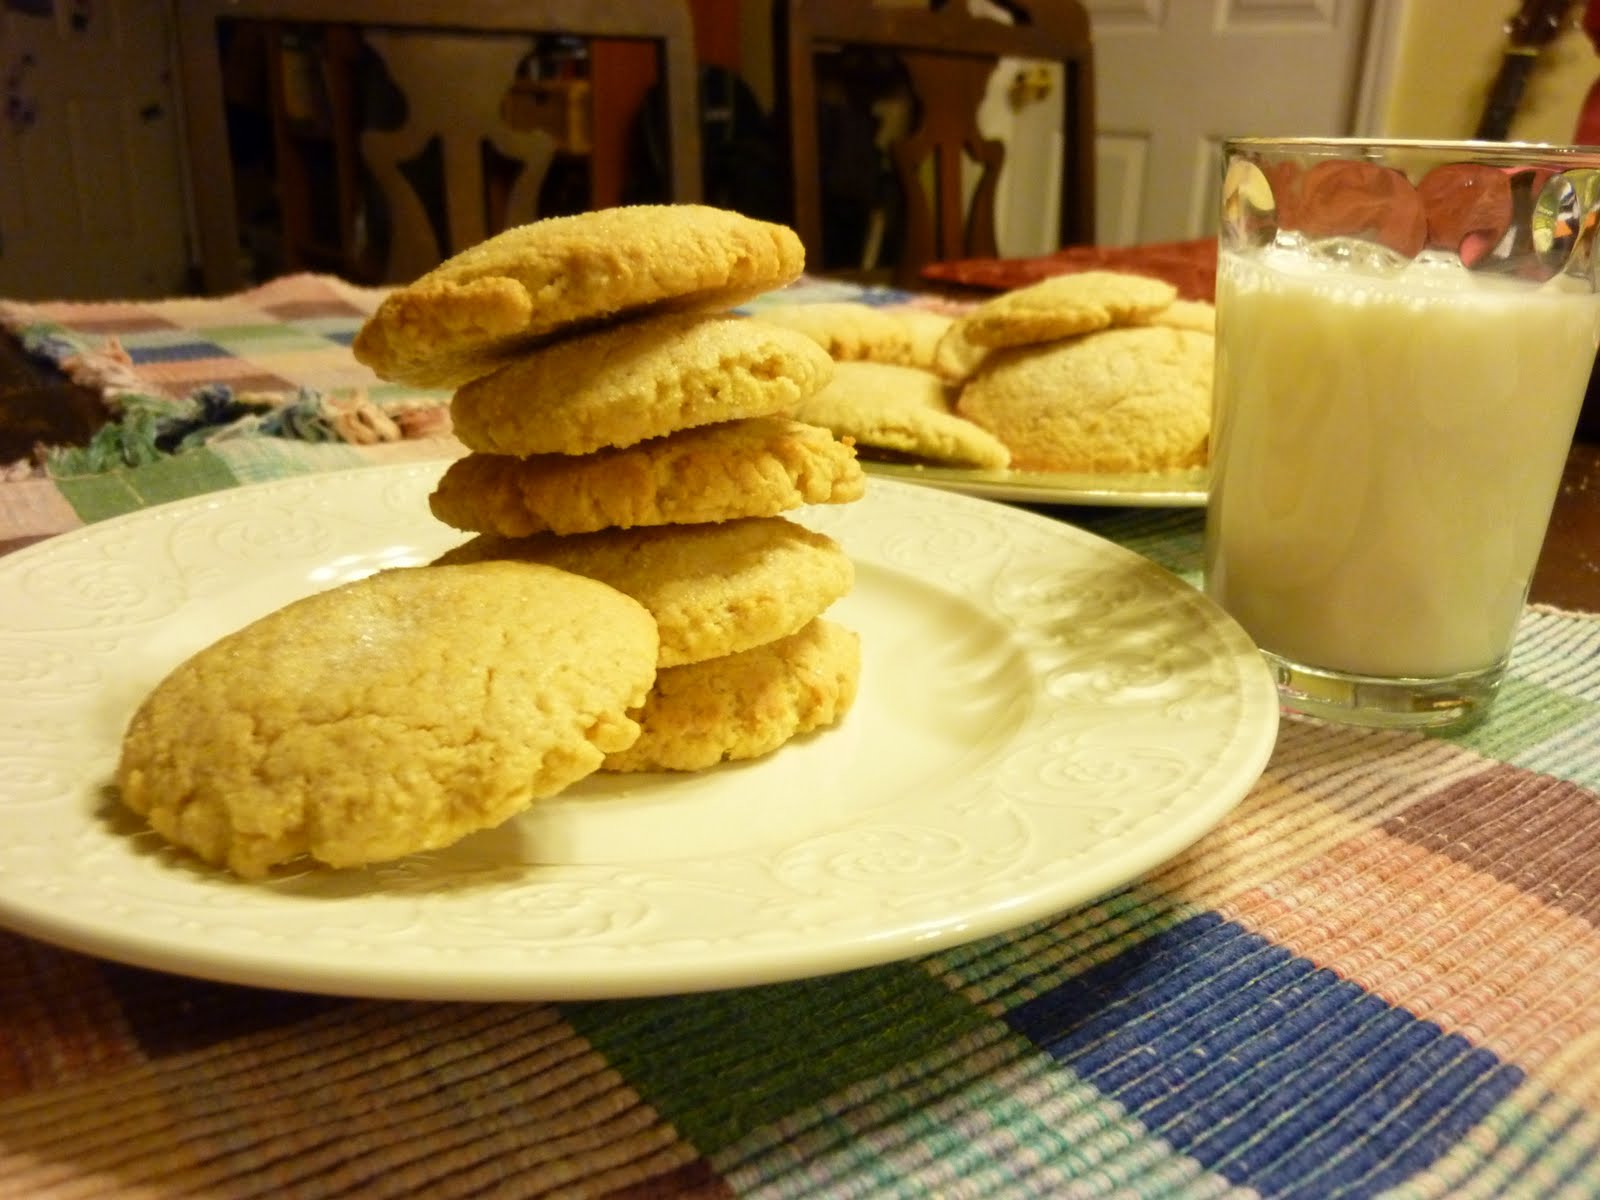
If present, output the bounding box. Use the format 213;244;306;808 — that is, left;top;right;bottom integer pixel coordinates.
757;302;958;370
1134;297;1216;334
430;416;865;536
793;361;1010;469
353;205;805;388
602;618;860;772
451;313;834;456
958;270;1180;350
930;317;990;384
116;563;658;878
895;307;957;369
956;326;1212;474
754;301;916;364
436;516;854;667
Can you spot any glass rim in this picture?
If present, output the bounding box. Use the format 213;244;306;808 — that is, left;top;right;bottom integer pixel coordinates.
1222;135;1600;161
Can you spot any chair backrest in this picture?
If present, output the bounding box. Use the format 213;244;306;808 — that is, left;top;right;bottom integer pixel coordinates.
777;0;1095;288
174;0;702;293
360;31;561;283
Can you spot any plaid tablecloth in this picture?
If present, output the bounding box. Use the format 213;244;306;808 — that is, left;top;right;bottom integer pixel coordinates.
2;276;1599;1198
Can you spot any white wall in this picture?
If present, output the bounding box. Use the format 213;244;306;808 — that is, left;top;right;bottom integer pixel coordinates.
1370;0;1597;143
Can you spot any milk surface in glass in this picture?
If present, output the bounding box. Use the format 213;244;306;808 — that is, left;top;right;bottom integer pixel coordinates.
1206;246;1600;679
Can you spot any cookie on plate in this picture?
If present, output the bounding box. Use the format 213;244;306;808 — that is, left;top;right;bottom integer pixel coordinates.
116;562;659;878
895;307;957;370
1133;297;1216;334
353;205;805;389
603;618;860;773
793;361;1010;469
956;325;1212;474
451;312;834;456
436;516;854;667
754;301;916;365
430;416;865;536
930;317;991;385
957;270;1179;350
757;302;958;372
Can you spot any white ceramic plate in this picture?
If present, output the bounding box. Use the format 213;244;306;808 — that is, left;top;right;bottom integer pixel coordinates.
0;464;1275;1001
862;461;1208;507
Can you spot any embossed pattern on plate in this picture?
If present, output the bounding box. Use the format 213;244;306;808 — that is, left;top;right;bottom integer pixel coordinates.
0;464;1275;1000
862;461;1208;507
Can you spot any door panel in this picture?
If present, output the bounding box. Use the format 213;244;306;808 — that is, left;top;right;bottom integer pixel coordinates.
0;0;189;298
1095;132;1149;247
969;0;1374;255
1087;0;1375;245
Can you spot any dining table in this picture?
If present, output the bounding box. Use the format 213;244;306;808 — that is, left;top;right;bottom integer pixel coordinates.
1;255;1598;1199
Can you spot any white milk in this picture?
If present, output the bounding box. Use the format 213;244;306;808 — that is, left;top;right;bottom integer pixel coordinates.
1206;247;1600;679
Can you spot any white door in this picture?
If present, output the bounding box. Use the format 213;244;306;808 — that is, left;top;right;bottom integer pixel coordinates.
974;0;1378;255
1088;0;1377;246
0;0;189;299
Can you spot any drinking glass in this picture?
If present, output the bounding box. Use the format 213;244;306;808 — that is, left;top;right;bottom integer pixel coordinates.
1206;137;1600;729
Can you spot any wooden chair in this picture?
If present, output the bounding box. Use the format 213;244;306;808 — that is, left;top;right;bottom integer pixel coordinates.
359;31;561;283
174;0;702;293
775;0;1095;288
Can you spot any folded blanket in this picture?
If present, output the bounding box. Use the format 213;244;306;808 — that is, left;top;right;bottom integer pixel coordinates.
0;273;451;470
920;238;1219;301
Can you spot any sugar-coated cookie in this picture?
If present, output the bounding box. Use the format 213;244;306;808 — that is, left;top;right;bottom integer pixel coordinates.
958;270;1179;350
793;361;1010;469
436;516;853;667
430;416;865;536
956;326;1211;474
450;313;834;456
353;205;805;389
602;618;860;773
116;563;658;878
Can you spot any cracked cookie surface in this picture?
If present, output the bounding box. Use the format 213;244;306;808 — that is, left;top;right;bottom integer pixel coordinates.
956;326;1212;474
436;516;853;667
352;205;805;389
956;270;1179;350
602;618;860;773
450;313;833;456
116;562;658;877
793;361;1010;469
430;417;865;537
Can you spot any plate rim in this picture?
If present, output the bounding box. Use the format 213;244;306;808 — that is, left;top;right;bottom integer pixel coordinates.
861;460;1208;508
0;462;1274;1000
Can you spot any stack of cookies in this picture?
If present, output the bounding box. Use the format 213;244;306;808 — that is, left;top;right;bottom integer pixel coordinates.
356;204;868;776
116;206;872;878
936;271;1215;475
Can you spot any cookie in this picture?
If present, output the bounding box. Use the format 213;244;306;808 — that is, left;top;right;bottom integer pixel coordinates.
896;308;957;369
430;416;866;536
930;318;990;385
957;270;1180;350
757;302;958;369
116;563;658;878
1134;297;1216;334
451;313;834;456
754;301;916;364
353;205;806;388
602;618;860;773
956;326;1212;474
793;361;1011;469
436;516;854;667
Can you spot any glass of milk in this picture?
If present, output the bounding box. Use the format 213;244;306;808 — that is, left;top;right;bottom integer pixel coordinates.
1205;138;1600;729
